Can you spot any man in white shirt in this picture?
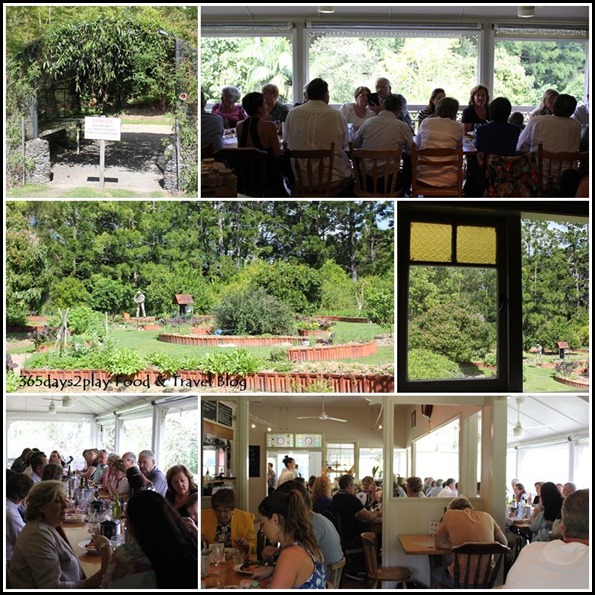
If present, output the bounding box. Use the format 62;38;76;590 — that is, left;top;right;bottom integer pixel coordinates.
502;488;589;589
283;77;353;194
516;94;581;153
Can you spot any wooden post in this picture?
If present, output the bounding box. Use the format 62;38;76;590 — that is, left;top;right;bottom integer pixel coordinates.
99;139;105;191
77;124;80;155
22;117;26;185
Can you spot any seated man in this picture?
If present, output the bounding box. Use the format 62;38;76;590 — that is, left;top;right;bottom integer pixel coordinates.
517;93;580;153
475;97;521;156
201;488;257;556
137;449;167;496
201;89;224;153
283;77;353;195
331;474;381;550
502;489;589;589
433;497;507;587
369;77;414;132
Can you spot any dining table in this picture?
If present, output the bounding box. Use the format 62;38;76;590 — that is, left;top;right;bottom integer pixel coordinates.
399;534;450;572
63;521;102;578
202;559;266;589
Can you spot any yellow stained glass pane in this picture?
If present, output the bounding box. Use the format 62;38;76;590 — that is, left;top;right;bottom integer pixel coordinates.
457;226;496;264
410;223;452;262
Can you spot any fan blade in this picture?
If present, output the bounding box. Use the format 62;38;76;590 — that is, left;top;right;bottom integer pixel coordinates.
326;417;348;423
296;416;319;420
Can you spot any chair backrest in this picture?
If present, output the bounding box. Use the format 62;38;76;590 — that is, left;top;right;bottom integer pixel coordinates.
411;144;464;197
451;541;510;589
214;147;268;197
484;152;539;198
537;143;589;196
328;556;346;589
285;143;336;197
348;142;403;197
360;531;379;580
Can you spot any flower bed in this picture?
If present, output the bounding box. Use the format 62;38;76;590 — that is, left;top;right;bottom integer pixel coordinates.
319;316;369;323
287;341;377;362
553;375;589;390
157;333;302;347
19;367;393;393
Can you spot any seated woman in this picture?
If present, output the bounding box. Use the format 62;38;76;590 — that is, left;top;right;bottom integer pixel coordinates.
76;448;98;480
201;488;257;556
433;496;507;588
109;458;130;499
165;464;199;518
528;88;559;120
339;85;375;132
361;476;382;509
236;92;282;158
211;86;247;129
262;83;290;123
405;476;426;498
417;87;446;130
462;85;490;134
311;475;333;514
475;97;521;156
415;97;464;188
103;490;198;589
48;450;66;469
239;490;325;589
529;481;564;542
9;480;110;588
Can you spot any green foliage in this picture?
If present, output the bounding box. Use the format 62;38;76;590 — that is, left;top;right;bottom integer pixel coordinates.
269;345;290;362
48;277;92;310
5;371;22;393
66;306;106;338
319;260;357;312
482;352;497;367
147;352;182;375
554;360;582;378
252;262;323;314
410;302;493;364
182;350;262;377
272;361;294;373
6;304;29;327
89;275;133;314
365;279;394;330
104;348;147;376
408;349;463;380
214;287;295;336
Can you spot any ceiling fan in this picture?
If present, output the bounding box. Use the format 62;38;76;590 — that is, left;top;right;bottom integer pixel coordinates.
296;397;347;423
512;396;553;437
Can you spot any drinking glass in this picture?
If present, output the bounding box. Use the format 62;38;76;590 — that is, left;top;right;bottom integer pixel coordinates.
211;543;225;575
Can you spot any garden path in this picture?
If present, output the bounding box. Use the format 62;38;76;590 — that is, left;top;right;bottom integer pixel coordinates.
49;123;173;193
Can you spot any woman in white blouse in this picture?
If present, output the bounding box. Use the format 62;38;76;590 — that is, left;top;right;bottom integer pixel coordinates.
339;85;376;132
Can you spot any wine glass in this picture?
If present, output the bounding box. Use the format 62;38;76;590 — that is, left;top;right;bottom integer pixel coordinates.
211;543;225;575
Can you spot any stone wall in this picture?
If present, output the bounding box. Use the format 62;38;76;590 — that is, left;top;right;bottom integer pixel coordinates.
25;138;51;184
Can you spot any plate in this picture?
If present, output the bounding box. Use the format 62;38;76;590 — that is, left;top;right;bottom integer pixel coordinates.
78;540;101;555
234;563;261;575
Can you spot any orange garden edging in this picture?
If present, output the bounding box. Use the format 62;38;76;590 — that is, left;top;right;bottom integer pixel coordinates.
553;376;589;390
157;333;303;347
19;368;393;393
287;341;377;361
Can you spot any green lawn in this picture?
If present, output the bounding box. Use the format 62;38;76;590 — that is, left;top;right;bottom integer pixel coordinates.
523;363;579;392
6;185;170;198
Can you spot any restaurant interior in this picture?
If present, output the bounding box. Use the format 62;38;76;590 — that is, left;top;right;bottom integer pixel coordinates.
201;393;589;588
201;4;589;198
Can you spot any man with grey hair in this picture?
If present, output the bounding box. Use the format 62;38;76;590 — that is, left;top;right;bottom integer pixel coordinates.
562;481;577;498
121;452;137;468
138;449;167;496
369;77;414;132
502;489;589;589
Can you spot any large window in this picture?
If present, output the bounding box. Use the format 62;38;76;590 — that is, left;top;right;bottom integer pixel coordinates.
493;28;588;107
119;415;153;460
414;418;460;483
326;442;355;475
308;29;479;106
359;447;383;480
162;400;200;475
201;29;294;103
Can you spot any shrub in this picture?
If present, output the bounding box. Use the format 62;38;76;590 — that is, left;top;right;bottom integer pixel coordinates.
104;348;147;376
48;277;92;310
6;303;28;327
269;345;290;361
89;275;133;314
28;326;58;348
408;349;463;380
214;287;295;336
410;302;492;364
365;282;394;330
65;306;107;339
5;371;21;393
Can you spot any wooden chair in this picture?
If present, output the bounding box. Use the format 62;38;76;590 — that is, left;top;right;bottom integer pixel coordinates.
323;510;365;579
361;531;411;589
348;143;403;197
285;143;339;197
433;541;509;589
328;556;346;589
483;152;539;197
537;143;589;196
214;147;269;197
411;144;463;197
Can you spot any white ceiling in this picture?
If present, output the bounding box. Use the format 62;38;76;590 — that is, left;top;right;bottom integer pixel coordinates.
201;4;590;23
5;394;194;417
210;394;589;446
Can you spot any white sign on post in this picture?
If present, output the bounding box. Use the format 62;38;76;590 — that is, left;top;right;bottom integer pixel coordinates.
84;117;121;141
84;117;121;190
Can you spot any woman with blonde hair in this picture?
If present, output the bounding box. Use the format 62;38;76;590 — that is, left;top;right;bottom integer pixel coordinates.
240;490;325;589
9;480;111;588
528;88;559;119
311;475;333;514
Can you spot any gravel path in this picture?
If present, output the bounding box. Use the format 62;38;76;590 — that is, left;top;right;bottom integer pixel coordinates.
49;124;174;193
